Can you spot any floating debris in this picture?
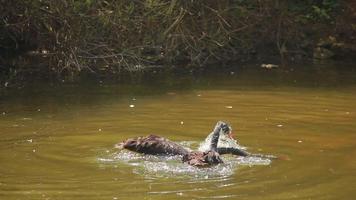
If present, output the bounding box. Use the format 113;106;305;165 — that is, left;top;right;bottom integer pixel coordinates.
225;106;233;109
277;124;283;127
27;139;33;143
298;140;303;143
261;64;279;69
22;118;32;121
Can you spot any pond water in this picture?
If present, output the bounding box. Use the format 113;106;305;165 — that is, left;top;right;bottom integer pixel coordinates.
1;63;356;199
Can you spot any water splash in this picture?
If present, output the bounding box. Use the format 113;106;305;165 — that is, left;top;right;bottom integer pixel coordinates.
98;147;271;179
198;131;247;152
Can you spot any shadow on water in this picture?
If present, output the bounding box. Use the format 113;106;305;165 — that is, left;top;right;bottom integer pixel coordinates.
1;62;356;105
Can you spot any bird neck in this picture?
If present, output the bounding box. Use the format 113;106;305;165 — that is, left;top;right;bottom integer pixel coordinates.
210;127;221;152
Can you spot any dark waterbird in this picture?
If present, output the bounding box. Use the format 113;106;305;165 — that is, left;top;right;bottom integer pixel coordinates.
117;121;274;167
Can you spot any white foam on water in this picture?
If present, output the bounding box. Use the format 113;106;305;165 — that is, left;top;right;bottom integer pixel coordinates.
98;148;272;179
198;132;247;152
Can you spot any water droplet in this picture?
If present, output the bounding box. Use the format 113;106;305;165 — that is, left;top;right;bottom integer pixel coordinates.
98;129;102;132
37;108;41;112
225;106;233;109
129;104;135;108
277;124;283;127
180;121;184;125
298;140;303;143
32;149;36;152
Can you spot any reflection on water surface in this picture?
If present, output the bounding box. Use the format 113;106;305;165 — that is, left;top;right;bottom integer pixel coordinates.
1;63;356;199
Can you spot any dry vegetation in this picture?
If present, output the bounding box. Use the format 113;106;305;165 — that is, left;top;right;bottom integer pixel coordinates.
0;0;355;83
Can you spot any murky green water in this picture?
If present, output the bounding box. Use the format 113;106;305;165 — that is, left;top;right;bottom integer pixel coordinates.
1;63;356;199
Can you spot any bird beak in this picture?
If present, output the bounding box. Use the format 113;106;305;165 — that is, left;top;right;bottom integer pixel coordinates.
228;132;234;139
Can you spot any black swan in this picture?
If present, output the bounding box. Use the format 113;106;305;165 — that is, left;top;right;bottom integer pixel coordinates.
119;134;223;167
117;121;254;167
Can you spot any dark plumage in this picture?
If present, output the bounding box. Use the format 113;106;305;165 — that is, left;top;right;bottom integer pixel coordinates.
120;134;189;156
182;151;223;167
118;121;254;167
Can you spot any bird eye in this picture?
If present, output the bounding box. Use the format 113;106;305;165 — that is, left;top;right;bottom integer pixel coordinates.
221;124;230;133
